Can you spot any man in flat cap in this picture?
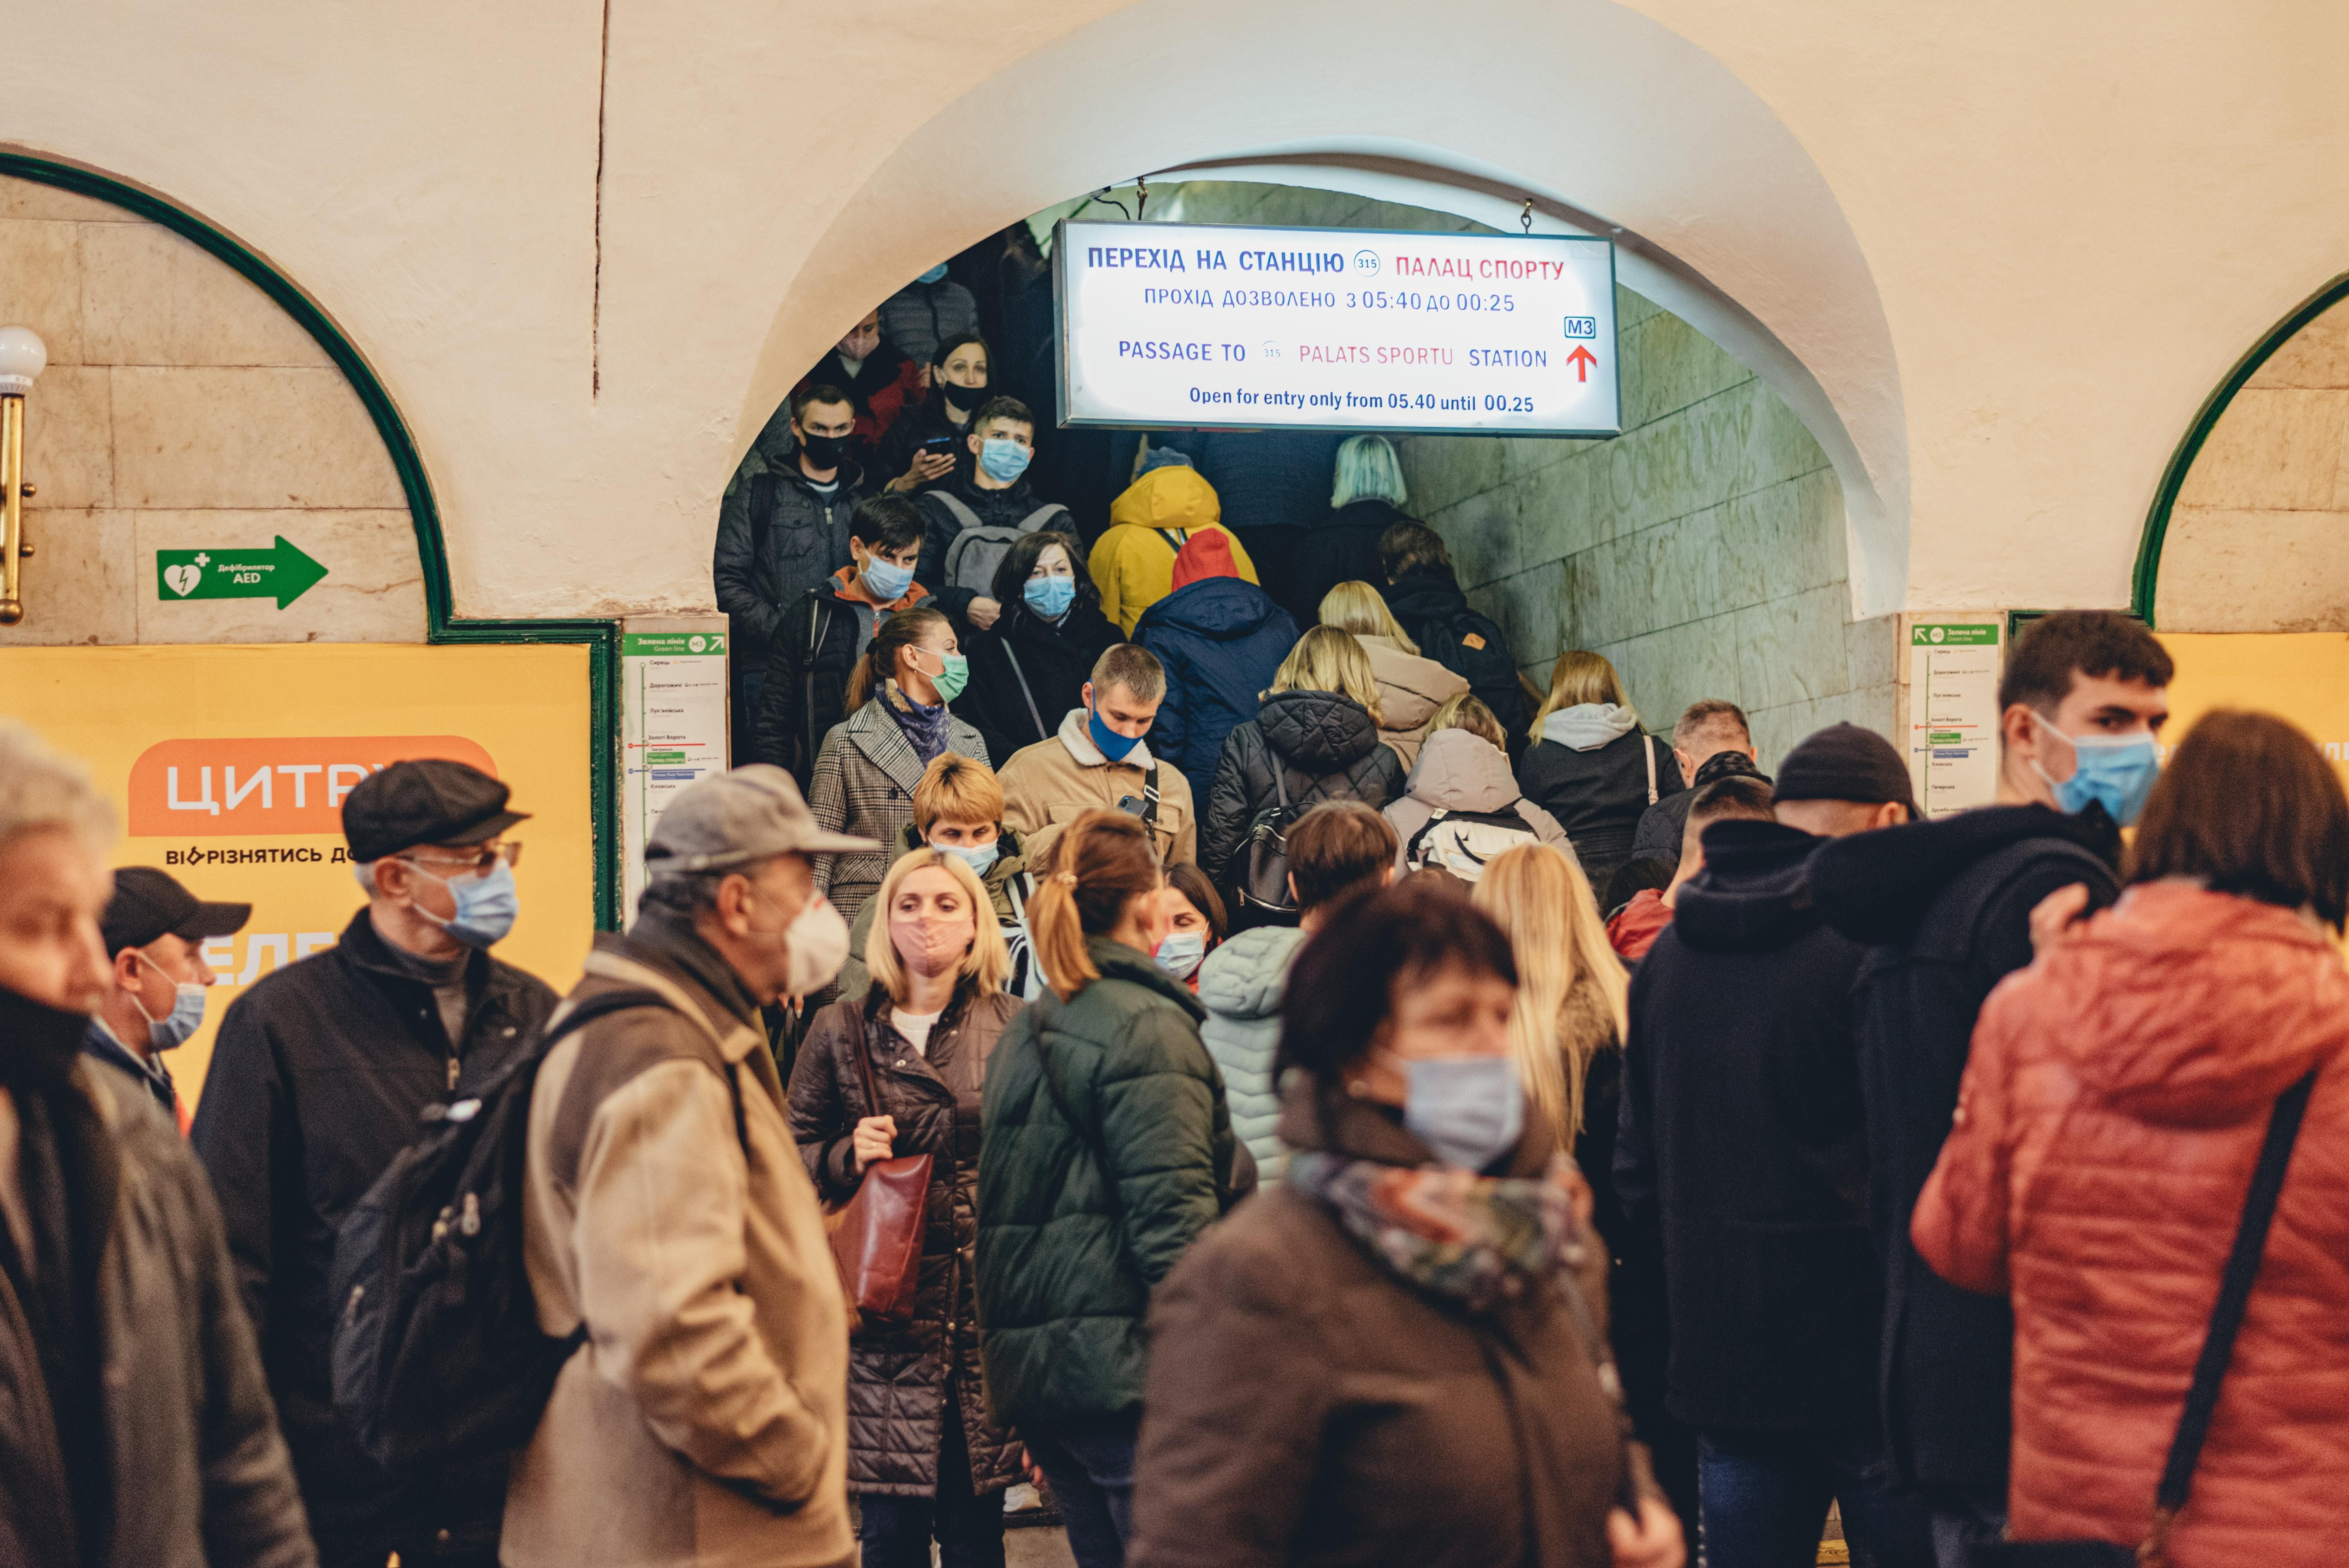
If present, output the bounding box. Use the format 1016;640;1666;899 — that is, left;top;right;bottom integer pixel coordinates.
501;765;870;1568
85;865;250;1132
192;758;559;1568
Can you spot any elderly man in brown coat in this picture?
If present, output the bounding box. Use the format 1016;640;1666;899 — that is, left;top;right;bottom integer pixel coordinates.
503;766;876;1568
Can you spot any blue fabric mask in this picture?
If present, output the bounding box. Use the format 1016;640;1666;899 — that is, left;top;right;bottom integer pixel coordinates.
1087;703;1143;763
979;437;1033;483
1156;930;1207;981
132;952;208;1050
914;263;950;285
861;557;915;603
1023;575;1076;620
1399;1055;1525;1171
2031;714;2160;827
411;859;520;949
934;839;1000;877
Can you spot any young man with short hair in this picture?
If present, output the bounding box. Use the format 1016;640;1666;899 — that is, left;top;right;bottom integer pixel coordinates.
716;383;870;756
1609;773;1776;963
1810;610;2172;1566
997;643;1195;869
915;395;1068;630
1633;699;1771;862
1196;801;1398;1182
1376;521;1531;755
836;752;1044;1002
755;493;937;787
1618;721;1930;1568
84;865;250;1131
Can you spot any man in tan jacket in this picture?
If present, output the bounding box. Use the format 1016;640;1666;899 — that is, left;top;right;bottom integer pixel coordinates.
504;766;875;1568
997;643;1197;871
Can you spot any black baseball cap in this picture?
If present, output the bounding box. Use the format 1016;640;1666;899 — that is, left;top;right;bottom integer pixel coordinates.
101;867;251;956
342;758;528;864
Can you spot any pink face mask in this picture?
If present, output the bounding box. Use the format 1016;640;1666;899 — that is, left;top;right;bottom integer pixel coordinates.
838;328;881;360
891;911;974;978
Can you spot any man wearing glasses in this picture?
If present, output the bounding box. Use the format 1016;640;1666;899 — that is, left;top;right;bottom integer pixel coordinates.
193;758;558;1568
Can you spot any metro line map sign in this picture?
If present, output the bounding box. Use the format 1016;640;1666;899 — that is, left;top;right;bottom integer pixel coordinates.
1055;219;1619;437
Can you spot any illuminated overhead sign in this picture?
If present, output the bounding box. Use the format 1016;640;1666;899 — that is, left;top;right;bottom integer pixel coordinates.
1055;219;1620;437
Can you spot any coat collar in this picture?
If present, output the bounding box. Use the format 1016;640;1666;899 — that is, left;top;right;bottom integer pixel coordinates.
844;694;934;799
1056;706;1153;770
1083;934;1205;1021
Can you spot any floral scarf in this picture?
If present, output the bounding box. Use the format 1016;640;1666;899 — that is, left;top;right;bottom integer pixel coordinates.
1286;1148;1585;1313
883;679;954;765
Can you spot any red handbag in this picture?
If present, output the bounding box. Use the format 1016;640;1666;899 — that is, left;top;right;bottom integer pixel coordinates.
825;1014;932;1329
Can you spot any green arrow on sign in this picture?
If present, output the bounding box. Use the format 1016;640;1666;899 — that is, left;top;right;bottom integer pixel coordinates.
155;536;328;610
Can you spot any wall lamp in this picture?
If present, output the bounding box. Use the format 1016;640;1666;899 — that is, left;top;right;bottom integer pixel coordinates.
0;326;46;625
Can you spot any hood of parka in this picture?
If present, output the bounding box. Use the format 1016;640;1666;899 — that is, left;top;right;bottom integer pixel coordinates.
1810;801;2121;947
2014;880;2349;1126
1405;727;1520;813
1672;818;1826;954
1258;689;1381;773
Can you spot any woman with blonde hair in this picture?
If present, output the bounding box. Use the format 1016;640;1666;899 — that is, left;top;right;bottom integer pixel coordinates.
975;810;1245;1568
787;847;1021;1568
1518;650;1685;893
1384;692;1575;877
1316;580;1469;768
1200;625;1407;923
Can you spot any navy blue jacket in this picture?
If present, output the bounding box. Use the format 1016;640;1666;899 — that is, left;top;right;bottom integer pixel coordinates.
1810;803;2121;1489
1132;577;1301;799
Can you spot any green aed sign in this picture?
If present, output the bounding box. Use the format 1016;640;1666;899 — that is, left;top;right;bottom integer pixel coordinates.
155;537;328;609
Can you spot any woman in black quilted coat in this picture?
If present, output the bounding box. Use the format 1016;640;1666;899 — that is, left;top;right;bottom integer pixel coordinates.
1200;625;1407;927
786;848;1022;1568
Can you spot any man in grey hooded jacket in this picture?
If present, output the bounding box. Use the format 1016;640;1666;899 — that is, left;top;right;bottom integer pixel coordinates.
1194;804;1395;1179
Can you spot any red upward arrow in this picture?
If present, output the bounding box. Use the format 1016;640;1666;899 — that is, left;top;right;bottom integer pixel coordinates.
1567;344;1598;382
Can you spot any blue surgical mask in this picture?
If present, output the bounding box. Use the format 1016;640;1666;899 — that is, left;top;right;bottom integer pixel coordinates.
978;437;1033;484
410;859;520;949
915;263;950;285
1087;702;1143;763
1397;1054;1525;1171
1023;575;1076;621
1156;929;1208;981
132;952;207;1050
2030;713;2160;827
934;838;1000;877
861;556;916;603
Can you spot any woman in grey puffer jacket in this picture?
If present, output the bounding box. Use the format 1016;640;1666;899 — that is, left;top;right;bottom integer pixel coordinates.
1196;924;1306;1179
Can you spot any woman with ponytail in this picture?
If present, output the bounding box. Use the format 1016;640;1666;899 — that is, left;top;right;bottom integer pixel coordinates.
976;809;1247;1568
807;603;990;933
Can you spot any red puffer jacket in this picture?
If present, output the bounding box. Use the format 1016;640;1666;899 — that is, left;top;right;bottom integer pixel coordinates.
1913;881;2349;1566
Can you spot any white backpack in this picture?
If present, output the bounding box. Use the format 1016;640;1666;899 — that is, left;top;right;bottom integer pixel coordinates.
1401;805;1543;883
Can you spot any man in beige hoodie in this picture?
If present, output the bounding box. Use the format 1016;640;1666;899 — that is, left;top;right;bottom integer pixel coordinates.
997;644;1197;871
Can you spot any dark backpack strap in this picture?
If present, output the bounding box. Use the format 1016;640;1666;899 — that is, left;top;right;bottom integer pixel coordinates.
1156;528;1187;553
2146;1068;2318;1550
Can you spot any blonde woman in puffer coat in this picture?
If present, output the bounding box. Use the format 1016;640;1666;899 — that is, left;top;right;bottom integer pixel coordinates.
1913;710;2349;1568
1317;581;1469;769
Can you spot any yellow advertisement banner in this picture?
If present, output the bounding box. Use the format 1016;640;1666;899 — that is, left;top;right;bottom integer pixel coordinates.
1;643;596;1110
2156;632;2349;769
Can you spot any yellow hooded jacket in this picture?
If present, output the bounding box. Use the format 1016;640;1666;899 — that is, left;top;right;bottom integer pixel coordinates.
1086;465;1259;636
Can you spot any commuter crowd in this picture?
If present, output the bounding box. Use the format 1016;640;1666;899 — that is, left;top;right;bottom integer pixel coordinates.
4;266;2348;1568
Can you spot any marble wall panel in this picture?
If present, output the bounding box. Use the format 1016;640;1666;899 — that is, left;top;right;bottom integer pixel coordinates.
0;220;86;364
1733;584;1853;712
0;510;135;646
2247;299;2349;389
112;366;405;510
2157;507;2349;631
2171;388;2349;512
82;223;332;369
21;366;114;510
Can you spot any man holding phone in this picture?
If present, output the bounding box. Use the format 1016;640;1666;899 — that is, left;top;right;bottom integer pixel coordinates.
881;331;994;498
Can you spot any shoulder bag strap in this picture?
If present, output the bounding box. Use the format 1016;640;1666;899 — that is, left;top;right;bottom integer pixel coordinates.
1643;733;1658;806
1144;762;1163;828
934;492;981;532
999;640;1048;743
1156;528;1187;553
2141;1068;2318;1559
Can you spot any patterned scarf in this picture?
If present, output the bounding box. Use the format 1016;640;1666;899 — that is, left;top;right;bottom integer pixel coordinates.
883;679;954;766
1287;1148;1584;1313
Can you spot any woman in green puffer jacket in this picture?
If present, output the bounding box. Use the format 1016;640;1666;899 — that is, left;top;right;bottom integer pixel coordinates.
976;808;1247;1568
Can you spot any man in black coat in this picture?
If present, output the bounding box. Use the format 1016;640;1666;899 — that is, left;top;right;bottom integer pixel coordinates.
1374;520;1533;759
1633;699;1770;863
1809;611;2172;1566
192;760;559;1568
714;384;869;758
1619;726;1930;1566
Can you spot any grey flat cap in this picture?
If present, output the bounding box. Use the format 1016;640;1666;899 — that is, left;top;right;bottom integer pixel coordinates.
645;764;877;876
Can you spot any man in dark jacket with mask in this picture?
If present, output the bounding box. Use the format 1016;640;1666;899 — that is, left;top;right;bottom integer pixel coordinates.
1809;611;2172;1567
1375;521;1532;760
1620;724;1930;1567
0;722;315;1568
715;384;869;757
193;758;559;1568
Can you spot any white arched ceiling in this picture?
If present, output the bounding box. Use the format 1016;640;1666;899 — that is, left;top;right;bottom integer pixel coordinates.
751;0;1909;616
